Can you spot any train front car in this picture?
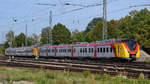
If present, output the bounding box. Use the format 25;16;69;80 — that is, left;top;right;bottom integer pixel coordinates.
123;39;140;61
115;39;140;61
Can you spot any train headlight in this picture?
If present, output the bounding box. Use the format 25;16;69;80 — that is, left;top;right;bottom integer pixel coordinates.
122;54;125;57
125;49;128;52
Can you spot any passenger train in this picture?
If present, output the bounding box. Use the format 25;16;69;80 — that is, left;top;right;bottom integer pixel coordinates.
5;39;140;61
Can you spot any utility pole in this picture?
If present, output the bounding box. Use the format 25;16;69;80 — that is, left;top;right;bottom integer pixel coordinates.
34;3;53;45
102;0;107;40
25;24;28;46
10;32;12;47
49;10;52;45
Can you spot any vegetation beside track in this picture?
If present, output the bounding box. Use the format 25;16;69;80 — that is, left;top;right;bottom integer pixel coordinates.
0;67;149;84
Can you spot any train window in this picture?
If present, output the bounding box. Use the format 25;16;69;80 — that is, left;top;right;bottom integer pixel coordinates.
97;48;100;53
69;49;71;52
88;48;90;53
100;48;102;52
74;49;76;52
91;48;93;53
80;48;82;53
113;48;116;52
110;48;112;52
52;49;54;52
103;48;105;53
89;48;91;53
48;49;51;52
82;48;85;53
85;48;87;53
106;48;109;52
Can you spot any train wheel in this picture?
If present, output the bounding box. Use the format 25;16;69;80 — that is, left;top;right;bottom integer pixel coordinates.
9;56;14;61
35;56;39;60
12;56;15;59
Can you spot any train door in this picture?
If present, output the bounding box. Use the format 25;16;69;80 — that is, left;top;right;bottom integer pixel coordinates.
78;46;88;58
97;45;104;58
40;48;47;56
64;47;67;57
48;47;54;56
73;46;79;57
68;47;72;57
88;46;94;58
57;47;62;57
97;45;101;58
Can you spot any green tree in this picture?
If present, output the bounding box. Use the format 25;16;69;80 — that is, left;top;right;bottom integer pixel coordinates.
5;30;14;42
52;23;71;45
84;17;103;34
135;22;150;48
85;21;103;42
107;20;120;39
71;32;84;43
0;45;4;54
5;30;15;48
4;41;9;48
40;27;51;44
13;33;25;47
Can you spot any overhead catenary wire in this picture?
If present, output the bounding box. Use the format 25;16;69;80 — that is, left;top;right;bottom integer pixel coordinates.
4;0;150;36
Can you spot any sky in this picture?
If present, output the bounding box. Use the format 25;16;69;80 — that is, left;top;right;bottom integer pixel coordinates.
0;0;150;43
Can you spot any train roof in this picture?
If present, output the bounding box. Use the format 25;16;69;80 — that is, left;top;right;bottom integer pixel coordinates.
6;38;136;49
38;39;133;48
95;38;136;43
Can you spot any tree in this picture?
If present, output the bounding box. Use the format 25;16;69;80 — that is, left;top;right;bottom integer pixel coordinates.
4;41;9;48
40;27;51;44
135;22;150;48
5;30;14;42
13;33;25;47
52;23;71;45
31;33;40;45
71;32;84;43
107;20;120;39
85;21;103;42
5;30;15;47
84;17;103;34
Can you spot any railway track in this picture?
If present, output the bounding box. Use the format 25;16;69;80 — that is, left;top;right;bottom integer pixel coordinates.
0;55;150;79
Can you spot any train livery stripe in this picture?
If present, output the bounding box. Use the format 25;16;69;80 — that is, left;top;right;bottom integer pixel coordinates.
110;44;117;57
122;42;138;54
54;48;56;56
71;47;74;57
46;48;48;56
94;46;97;58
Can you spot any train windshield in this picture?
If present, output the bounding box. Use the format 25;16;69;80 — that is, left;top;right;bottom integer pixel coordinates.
124;40;137;51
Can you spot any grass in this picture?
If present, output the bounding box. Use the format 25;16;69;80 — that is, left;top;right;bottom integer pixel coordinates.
0;67;149;84
144;59;150;63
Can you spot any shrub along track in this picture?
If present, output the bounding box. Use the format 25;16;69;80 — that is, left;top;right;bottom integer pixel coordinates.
0;56;150;79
